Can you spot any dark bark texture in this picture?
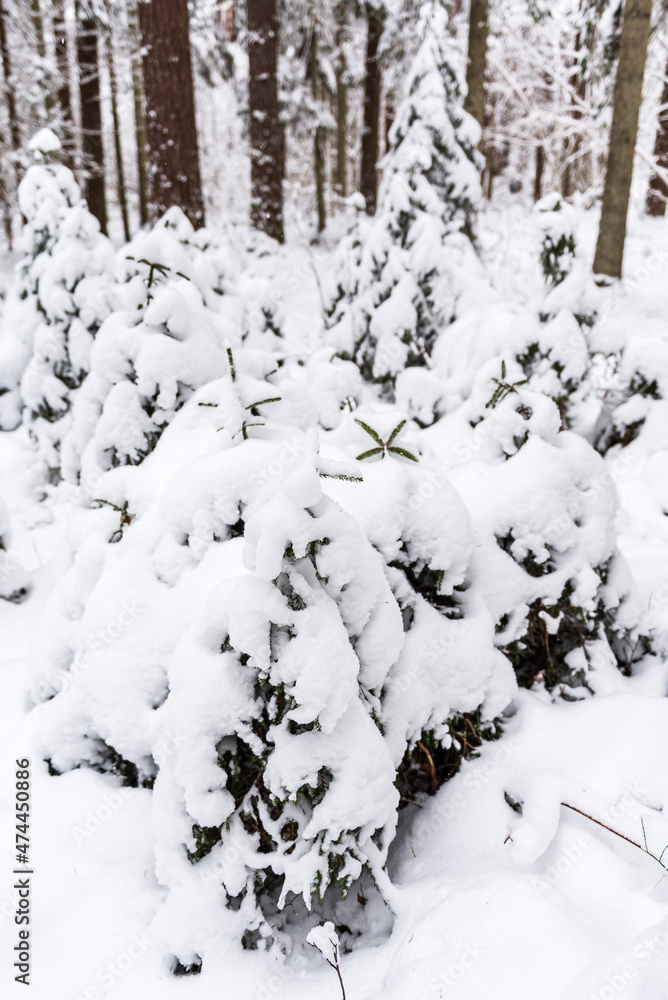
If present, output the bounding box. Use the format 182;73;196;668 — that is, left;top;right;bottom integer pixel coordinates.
360;6;383;215
77;7;108;234
53;0;74;168
138;0;205;227
246;0;284;241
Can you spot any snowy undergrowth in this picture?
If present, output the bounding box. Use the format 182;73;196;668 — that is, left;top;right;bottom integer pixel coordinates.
1;199;668;997
1;55;668;1000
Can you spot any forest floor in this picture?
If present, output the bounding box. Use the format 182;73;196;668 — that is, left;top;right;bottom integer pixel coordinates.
2;201;668;1000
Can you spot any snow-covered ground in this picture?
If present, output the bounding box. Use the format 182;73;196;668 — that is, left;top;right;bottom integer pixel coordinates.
1;201;668;1000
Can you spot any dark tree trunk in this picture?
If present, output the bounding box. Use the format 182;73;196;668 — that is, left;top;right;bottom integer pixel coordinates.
246;0;284;242
464;0;488;136
310;14;326;233
334;1;347;198
646;60;668;217
360;6;383;215
534;144;545;202
53;0;74;169
0;0;21;183
77;4;108;234
593;0;652;279
138;0;205;228
127;0;149;227
105;28;130;241
384;91;395;154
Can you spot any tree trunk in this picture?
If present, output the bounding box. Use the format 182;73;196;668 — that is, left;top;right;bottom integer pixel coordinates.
53;0;74;169
464;0;488;136
334;2;347;198
384;91;395;154
31;0;53;115
246;0;284;242
593;0;652;279
360;6;383;215
105;27;130;241
0;0;21;185
534;144;544;202
127;0;148;227
77;4;108;234
138;0;205;228
310;14;326;233
646;59;668;217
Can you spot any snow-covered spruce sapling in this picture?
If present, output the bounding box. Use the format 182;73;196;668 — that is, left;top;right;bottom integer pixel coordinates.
60;218;237;485
307;922;347;1000
0;129;114;462
536;192;577;287
325;5;481;403
197;346;281;441
154;431;404;950
462;360;649;692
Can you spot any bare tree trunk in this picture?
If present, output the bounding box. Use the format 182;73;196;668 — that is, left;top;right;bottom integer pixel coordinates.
360;6;383;215
334;2;347;198
310;14;326;233
646;59;668;217
561;13;589;199
30;0;46;58
53;0;74;169
138;0;205;227
77;4;108;234
593;0;652;279
464;0;488;136
534;144;544;202
0;0;21;186
384;91;394;154
246;0;284;242
105;27;130;241
127;0;148;227
31;0;54;115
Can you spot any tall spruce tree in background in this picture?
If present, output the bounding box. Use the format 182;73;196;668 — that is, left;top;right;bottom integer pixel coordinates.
246;0;284;241
326;5;481;404
138;0;205;227
593;0;653;278
646;60;668;217
77;1;108;234
360;3;383;214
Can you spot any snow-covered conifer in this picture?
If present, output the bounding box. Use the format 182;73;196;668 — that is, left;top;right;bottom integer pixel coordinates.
325;5;482;408
0;129;112;449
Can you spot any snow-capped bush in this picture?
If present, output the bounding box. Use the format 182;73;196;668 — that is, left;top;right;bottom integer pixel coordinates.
536;192;577;288
440;358;647;692
0;129;114;457
0;494;29;603
28;336;649;967
29;366;520;962
325;5;482;409
61;208;292;488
